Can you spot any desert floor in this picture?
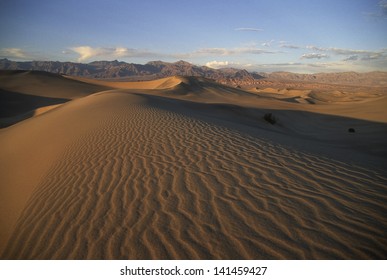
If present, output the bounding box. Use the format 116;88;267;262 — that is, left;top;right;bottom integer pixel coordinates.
1;71;386;259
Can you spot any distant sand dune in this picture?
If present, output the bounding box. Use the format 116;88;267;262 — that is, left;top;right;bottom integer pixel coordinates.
1;91;386;259
0;70;109;99
0;71;109;127
65;75;183;90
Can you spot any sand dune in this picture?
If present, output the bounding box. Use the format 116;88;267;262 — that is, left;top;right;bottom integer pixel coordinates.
65;75;184;90
0;70;110;127
1;72;387;259
0;70;109;99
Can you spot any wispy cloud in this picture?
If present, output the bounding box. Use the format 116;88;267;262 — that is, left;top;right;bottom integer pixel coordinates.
67;44;281;62
330;47;387;65
329;47;371;55
360;53;385;60
281;44;380;58
365;0;387;19
70;46;103;62
381;0;387;15
280;44;302;49
205;61;230;69
343;55;359;61
0;48;29;59
301;53;329;59
176;46;278;59
235;27;264;32
306;45;327;52
69;46;159;62
235;47;277;55
242;60;381;73
261;40;275;47
206;60;260;70
191;48;230;56
303;46;387;62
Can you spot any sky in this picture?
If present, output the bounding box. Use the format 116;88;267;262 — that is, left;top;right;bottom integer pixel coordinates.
0;0;386;73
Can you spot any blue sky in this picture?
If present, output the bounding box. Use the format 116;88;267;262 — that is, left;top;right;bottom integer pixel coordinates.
1;0;386;73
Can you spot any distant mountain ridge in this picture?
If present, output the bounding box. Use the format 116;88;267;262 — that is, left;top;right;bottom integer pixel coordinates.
0;59;263;86
1;58;386;86
261;71;387;87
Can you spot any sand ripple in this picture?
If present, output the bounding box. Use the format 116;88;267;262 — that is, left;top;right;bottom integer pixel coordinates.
2;92;387;259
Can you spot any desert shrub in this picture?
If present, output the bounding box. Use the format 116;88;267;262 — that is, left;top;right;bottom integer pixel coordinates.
263;113;277;125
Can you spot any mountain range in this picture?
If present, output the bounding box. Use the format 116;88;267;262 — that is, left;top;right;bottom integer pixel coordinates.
1;58;386;86
0;59;262;86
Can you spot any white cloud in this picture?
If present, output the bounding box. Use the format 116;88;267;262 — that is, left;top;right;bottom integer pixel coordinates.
329;47;370;55
343;55;359;61
69;46;159;62
114;47;130;57
243;60;373;73
301;53;329;59
70;46;103;62
330;48;387;64
306;45;327;52
67;44;280;62
360;53;384;60
261;40;275;47
175;47;278;59
365;0;387;19
192;48;230;56
204;61;255;70
282;44;383;59
0;48;28;59
302;46;387;62
237;47;277;55
280;44;301;49
205;61;230;69
235;27;264;32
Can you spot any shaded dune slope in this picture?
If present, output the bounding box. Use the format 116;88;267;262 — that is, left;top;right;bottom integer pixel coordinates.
0;71;110;127
0;70;110;99
2;91;387;259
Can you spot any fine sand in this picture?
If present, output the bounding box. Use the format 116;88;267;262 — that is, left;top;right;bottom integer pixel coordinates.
1;71;386;259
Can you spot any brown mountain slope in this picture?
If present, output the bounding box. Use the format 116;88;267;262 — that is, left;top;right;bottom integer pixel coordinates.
2;59;387;87
0;59;263;86
262;71;387;86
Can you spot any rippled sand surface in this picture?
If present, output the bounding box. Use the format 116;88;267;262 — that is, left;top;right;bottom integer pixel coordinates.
1;73;386;259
